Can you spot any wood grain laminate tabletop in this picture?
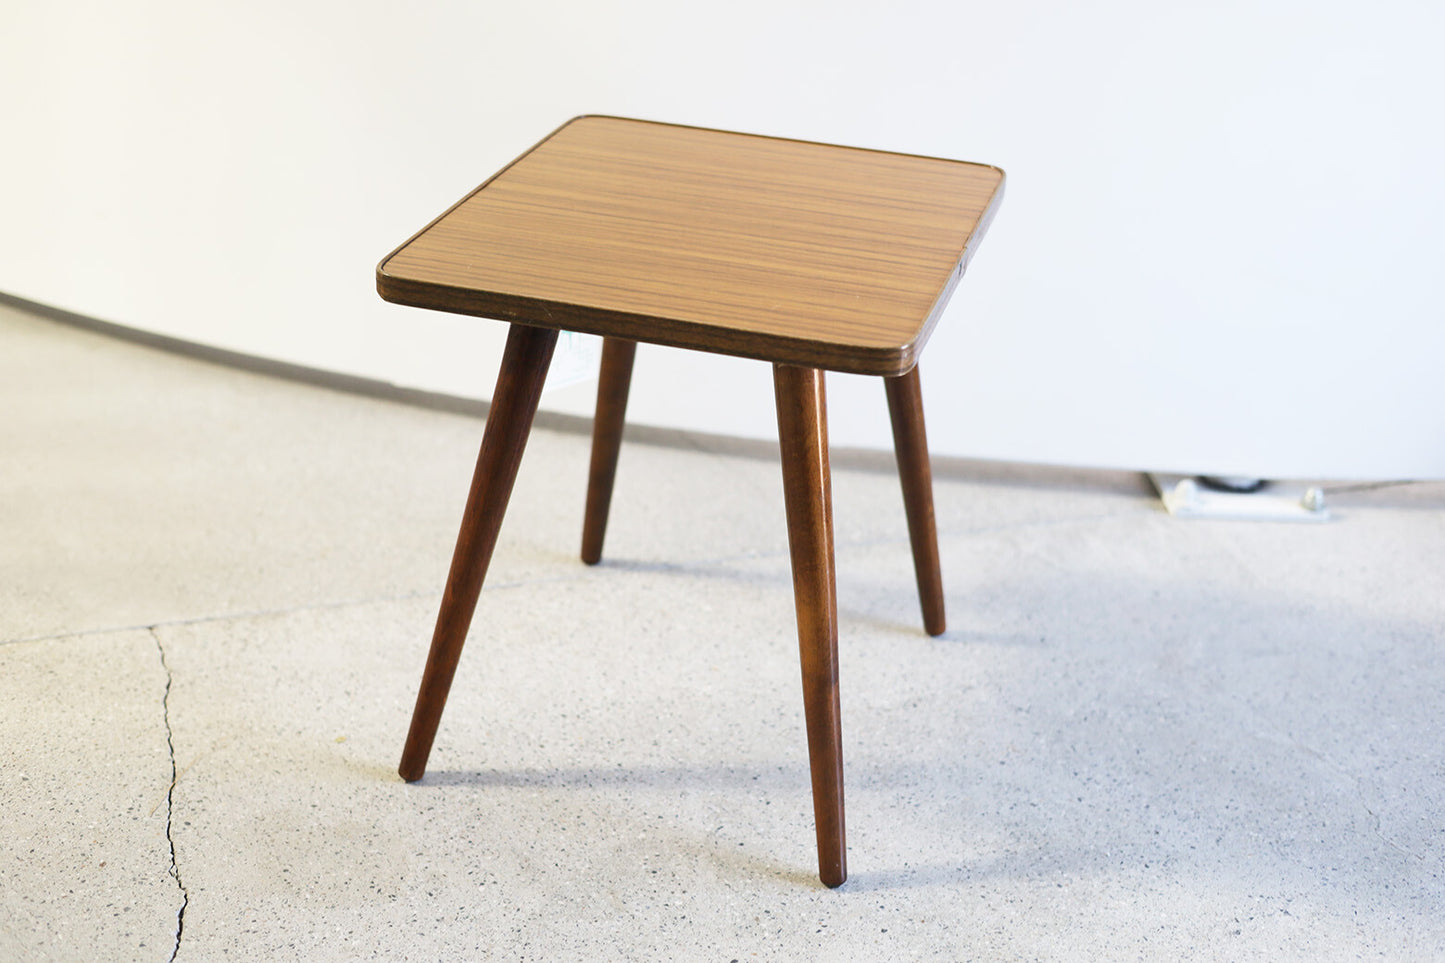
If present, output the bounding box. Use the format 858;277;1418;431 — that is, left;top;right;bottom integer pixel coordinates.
378;116;1005;376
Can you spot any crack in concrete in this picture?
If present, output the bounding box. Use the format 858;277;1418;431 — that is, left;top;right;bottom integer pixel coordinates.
151;628;189;962
1359;798;1428;862
2;588;444;647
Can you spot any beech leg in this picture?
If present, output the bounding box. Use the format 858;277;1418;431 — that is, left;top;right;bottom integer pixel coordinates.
581;338;638;565
399;324;559;782
773;363;847;888
884;365;946;636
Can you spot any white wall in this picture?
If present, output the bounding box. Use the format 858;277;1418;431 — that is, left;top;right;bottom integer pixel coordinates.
3;0;1442;478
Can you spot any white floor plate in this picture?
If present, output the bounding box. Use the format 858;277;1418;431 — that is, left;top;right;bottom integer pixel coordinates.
1149;474;1331;522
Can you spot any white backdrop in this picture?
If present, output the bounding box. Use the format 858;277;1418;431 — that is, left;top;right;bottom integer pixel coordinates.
3;0;1442;478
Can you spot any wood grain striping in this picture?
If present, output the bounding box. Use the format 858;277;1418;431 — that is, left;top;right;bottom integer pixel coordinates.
378;115;1004;375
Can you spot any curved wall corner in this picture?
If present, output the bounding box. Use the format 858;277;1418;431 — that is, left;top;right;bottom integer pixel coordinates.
3;1;1442;479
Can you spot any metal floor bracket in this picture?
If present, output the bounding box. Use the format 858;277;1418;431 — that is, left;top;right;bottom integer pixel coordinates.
1149;474;1330;522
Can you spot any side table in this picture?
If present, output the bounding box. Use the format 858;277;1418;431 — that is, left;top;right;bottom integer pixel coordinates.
377;116;1004;887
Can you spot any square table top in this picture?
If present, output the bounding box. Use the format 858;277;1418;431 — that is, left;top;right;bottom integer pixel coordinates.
378;116;1004;376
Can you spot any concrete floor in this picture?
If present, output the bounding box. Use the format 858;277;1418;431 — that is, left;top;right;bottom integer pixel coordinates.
2;300;1442;961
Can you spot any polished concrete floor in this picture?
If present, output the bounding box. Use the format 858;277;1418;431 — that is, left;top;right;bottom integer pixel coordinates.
2;300;1442;961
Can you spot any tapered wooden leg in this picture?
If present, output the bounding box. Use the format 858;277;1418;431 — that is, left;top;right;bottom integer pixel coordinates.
773;364;846;888
399;324;559;782
884;365;946;637
581;338;637;565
